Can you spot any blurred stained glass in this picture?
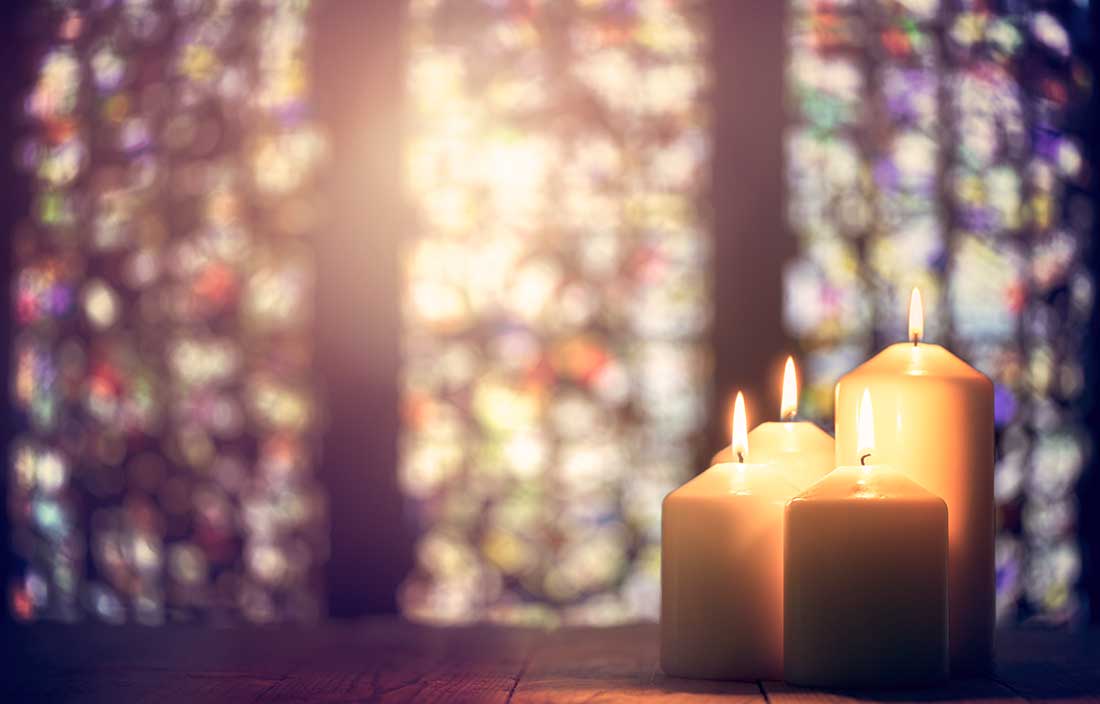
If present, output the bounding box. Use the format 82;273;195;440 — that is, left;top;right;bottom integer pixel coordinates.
400;0;712;625
784;0;1092;623
10;0;327;624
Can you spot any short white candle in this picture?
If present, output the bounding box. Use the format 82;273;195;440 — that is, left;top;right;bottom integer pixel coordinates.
661;392;798;680
784;390;949;688
712;357;834;489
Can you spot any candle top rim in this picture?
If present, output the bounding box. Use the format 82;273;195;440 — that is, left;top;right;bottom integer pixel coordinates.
711;460;778;470
791;466;946;504
710;422;833;466
750;421;834;448
752;419;831;432
669;461;800;501
841;341;991;384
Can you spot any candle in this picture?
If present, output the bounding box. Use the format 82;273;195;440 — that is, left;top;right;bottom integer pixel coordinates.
661;392;798;680
712;357;834;489
784;390;948;688
834;289;994;674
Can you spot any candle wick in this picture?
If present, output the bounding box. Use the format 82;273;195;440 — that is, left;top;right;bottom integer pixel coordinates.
860;452;871;466
736;451;744;463
911;334;919;346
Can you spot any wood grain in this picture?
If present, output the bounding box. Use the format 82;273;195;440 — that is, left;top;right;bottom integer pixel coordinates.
511;624;764;703
993;628;1100;704
3;618;1099;703
258;621;536;704
762;678;1025;704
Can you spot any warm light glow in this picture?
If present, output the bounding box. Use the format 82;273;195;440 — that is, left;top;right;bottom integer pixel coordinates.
909;287;923;344
781;356;798;420
732;391;749;463
857;388;875;462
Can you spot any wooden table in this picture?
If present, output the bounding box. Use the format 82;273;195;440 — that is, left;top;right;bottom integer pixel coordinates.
4;618;1099;703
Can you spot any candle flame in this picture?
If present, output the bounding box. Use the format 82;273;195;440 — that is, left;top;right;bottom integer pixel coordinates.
732;391;749;463
857;388;875;463
781;356;798;421
909;287;923;344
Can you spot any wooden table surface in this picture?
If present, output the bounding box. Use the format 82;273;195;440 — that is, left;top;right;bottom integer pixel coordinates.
4;618;1099;703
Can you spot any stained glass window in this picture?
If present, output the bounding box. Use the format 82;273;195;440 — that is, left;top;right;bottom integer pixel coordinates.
400;0;712;625
10;0;327;624
784;0;1093;622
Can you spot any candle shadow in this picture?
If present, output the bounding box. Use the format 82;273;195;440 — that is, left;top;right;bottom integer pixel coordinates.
763;666;1100;702
651;673;766;698
755;629;1100;701
764;678;1015;702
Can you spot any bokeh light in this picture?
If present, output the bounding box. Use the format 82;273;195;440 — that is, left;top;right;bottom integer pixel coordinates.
10;0;327;624
784;0;1092;623
399;0;712;626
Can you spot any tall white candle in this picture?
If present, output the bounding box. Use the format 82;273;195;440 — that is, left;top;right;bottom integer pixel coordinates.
834;289;994;673
661;392;798;680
